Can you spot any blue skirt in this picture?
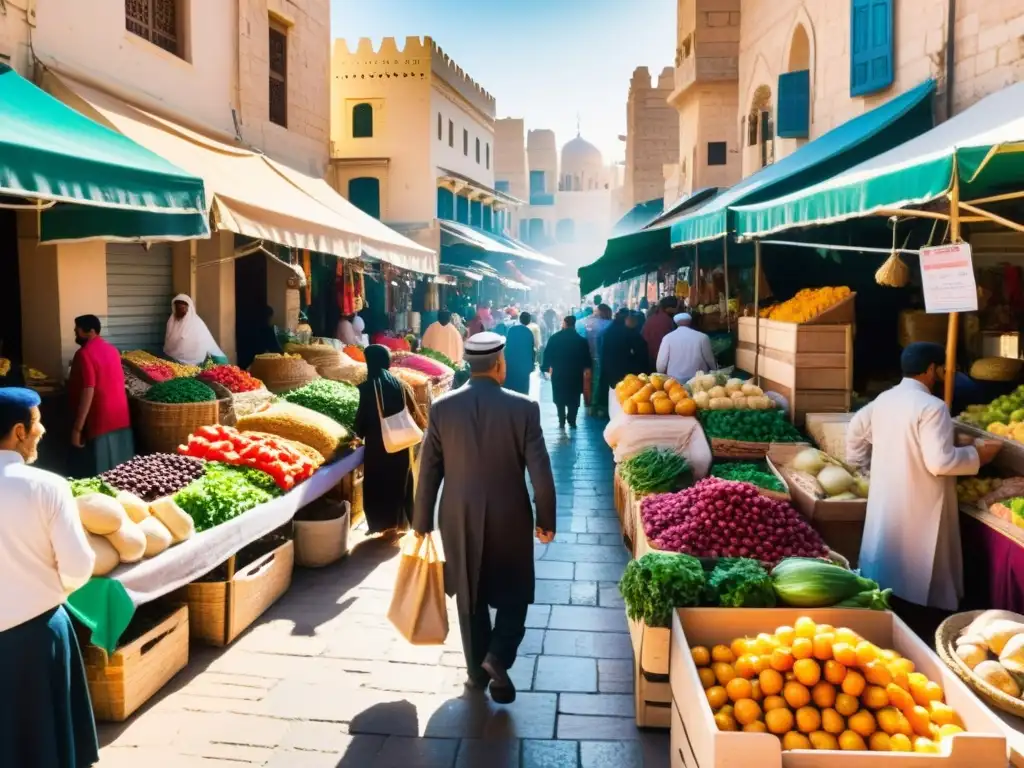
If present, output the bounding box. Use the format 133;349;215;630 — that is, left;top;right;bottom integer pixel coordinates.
0;606;99;768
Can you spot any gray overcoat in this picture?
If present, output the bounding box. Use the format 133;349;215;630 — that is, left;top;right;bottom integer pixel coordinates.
412;377;557;609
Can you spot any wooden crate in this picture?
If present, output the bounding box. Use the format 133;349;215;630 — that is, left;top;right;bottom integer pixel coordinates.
747;291;856;330
737;315;853;352
758;376;852;427
629;617;672;729
737;322;851;387
186;539;294;646
84;604;188;722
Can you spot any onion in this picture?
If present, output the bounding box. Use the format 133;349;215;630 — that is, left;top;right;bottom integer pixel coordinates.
818;465;855;496
792;448;827;474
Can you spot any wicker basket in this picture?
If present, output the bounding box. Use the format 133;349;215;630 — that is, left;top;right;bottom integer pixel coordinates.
936;610;1024;719
710;438;774;460
294;500;351;568
248;355;320;394
285;342;346;371
316;360;368;385
133;397;219;455
206;381;237;427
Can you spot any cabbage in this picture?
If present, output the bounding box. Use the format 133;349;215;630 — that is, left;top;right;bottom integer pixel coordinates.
818;464;855;496
792;448;827;474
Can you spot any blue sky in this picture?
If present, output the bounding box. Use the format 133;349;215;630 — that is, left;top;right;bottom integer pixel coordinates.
330;0;676;163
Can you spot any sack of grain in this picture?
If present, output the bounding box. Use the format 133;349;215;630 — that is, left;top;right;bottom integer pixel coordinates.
236;402;348;460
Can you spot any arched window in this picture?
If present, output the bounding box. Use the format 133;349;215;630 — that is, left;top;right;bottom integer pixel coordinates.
348;177;380;219
352;103;373;138
555;219;575;243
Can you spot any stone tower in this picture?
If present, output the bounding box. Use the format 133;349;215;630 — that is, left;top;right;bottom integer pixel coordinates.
624;66;678;208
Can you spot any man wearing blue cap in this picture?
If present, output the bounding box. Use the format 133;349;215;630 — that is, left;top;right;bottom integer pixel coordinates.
0;387;98;766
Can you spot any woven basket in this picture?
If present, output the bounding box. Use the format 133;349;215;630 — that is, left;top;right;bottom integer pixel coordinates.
206;381;237;427
294;500;351;568
248;356;320;394
936;610;1024;719
710;438;773;460
133;397;219;455
317;361;368;385
285;343;346;371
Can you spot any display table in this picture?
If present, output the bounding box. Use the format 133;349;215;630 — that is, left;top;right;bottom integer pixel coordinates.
67;447;365;652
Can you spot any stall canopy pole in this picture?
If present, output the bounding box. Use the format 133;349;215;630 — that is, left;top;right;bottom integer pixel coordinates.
723;237;731;332
753;239;761;385
944;162;962;408
693;244;699;310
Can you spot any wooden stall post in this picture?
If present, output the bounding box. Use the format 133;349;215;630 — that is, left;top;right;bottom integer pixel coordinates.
944;167;962;408
753;239;761;385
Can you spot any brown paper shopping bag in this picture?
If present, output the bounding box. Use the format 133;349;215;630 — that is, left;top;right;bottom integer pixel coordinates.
387;531;449;645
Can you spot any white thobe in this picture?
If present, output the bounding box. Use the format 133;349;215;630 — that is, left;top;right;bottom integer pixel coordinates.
846;378;979;610
656;326;716;383
421;321;464;364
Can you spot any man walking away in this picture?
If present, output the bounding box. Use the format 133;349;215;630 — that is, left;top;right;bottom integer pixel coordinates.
413;332;556;704
601;308;649;397
503;312;537;395
543;316;592;429
421;309;464;365
642;296;678;366
656;312;716;383
68;315;133;478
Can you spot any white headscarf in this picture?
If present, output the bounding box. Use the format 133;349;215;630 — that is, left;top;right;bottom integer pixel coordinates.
164;294;225;365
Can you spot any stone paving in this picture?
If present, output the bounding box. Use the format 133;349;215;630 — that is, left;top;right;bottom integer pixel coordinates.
95;378;669;767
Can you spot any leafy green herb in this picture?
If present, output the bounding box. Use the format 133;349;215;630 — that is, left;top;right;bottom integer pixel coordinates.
281;379;360;432
174;462;281;532
704;558;776;607
69;477;117;498
618;552;704;628
619;448;692;495
699;409;803;443
144;378;216;404
709;461;785;492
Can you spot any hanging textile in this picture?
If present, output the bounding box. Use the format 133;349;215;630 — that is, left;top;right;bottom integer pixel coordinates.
303;250;312;304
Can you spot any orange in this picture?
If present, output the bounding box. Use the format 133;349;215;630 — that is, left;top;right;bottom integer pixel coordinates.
862;660;892;687
876;707;903;735
886;682;916;713
733;698;762;726
889;733;913;752
907;673;929;704
783;681;811;709
706;686;728;710
793;659;821;687
795;706;821;734
794;616;817;638
855;641;880;666
816;623;836;635
812;633;835;661
921;681;944;704
809;731;839;750
832;642;857;667
812;680;836;709
675;399;697;417
734;654;762;679
763;695;787;712
887;657;915;679
691;646;711;667
774;625;796;647
770;647;795;672
781;731;812;751
823;660;847;686
861;685;889;710
759;669;784;696
711;645;735;664
847;709;876;738
730;638;750;660
841;670;866;697
713;712;737;731
754;633;778;655
834;627;861;645
868;731;891;751
750;680;762;701
712;662;736;686
907;705;932;737
726;677;753;702
927;700;957;726
698;668;717;689
821;708;845;735
838;730;867;751
938;724;964;739
792;637;814;660
765;707;794;735
835;692;860;717
743;721;768;733
622;400;639;415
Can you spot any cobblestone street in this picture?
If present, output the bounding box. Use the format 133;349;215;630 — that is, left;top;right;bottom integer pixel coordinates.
95;378;669;767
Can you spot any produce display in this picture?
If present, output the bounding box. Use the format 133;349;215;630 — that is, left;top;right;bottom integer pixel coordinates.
640;477;828;566
77;491;193;574
281;379;360;433
70;477;117;498
371;333;411;353
619;552;705;627
771;558;890;610
123;350;200;379
179;424;318;490
783;448;870;501
173;462;281;533
686;371;774;411
614;373;698;416
759;286;852;323
197;365;263;393
100;454;206;502
969;357;1022;383
956;476;1003;504
697;615;968;753
618;448;693;495
704;558;776;608
710;462;786;493
698;409;803;443
951;610;1024;697
959;385;1024;437
392;352;453;378
418;347;462;372
988;497;1024;529
236;401;349;460
143;377;217;404
343;345;366;362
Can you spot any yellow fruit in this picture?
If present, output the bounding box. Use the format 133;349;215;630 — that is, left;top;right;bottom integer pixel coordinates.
927;700;957;726
876;707;902;735
832;642;857;667
719;704;734;717
793;659;821;687
795;706;821;734
792;637;813;660
889;733;913;751
733;698;762;726
821;707;845;734
622;399;638;415
848;709;877;738
759;669;784;696
706;686;728;710
763;695;787;712
653;397;676;415
743;721;768;733
770;647;795;672
668;387;686;404
782;731;812;751
783;681;811;709
842;670;866;697
812;680;836;709
813;633;835;661
816;624;836;635
938;724;964;739
922;681;944;704
868;731;891;751
855;641;880;666
887;682;916;713
861;685;889;710
823;660;847;686
726;677;753;702
838;730;867;751
630;384;654;403
714;712;738;731
834;627;861;645
712;645;736;664
907;705;932;737
691;646;711;667
675;398;697;416
835;692;860;717
887;657;915;680
809;731;839;750
650;374;666;391
698;668;717;690
765;708;794;734
761;286;852;323
713;662;736;686
775;625;796;647
794;616;817;638
913;737;941;753
734;654;760;679
863;660;892;687
635;401;655;415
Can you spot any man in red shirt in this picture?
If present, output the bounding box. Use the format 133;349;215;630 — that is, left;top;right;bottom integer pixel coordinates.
641;296;679;367
67;315;133;477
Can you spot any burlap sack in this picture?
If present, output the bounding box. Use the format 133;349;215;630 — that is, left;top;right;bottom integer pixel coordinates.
387;532;449;645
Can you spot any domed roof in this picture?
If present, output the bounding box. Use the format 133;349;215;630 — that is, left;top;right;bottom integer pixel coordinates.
561;135;603;172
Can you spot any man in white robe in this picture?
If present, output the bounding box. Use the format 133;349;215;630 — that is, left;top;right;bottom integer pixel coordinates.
656;313;716;384
421;310;464;365
846;342;1001;613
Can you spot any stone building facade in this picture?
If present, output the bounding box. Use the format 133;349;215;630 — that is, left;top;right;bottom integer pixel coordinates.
623;66;679;209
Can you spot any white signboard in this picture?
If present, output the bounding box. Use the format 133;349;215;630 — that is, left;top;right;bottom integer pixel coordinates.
919;242;978;314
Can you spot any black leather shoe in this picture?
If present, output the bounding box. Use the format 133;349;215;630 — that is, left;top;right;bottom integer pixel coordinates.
465;673;489;690
481;653;516;704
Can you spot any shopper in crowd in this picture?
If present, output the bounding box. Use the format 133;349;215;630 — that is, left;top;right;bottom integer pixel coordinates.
656;312;716;383
542;306;558;342
0;387;98;768
526;313;543;353
67;315;133;478
413;332;556;703
846;342;1002;631
164;294;227;365
586;304;614;417
335;314;360;346
467;305;491;337
353;345;428;537
600;308;648;400
421;310;464;365
542;315;592;429
642;296;679;365
503;312;536;395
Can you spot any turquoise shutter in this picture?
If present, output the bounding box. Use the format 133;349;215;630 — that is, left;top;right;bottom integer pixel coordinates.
347;177;380;219
777;70;810;138
519;219;529;240
851;0;893;96
530;170;545;195
456;194;469;224
470;200;482;227
436;187;454;220
482;204;493;232
352;103;373;138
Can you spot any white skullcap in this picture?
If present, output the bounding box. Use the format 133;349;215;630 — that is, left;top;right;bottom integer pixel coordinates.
465;331;506;371
674;312;692;324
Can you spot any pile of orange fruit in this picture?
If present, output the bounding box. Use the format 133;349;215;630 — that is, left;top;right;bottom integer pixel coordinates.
694;616;966;753
760;286;852;324
614;373;698;417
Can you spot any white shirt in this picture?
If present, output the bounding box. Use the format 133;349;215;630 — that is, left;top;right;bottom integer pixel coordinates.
421;321;465;365
0;451;94;631
656;326;716;383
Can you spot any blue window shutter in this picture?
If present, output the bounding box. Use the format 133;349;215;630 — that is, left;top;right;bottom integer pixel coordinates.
470;200;482;227
530;170;545;195
519;218;529;240
456;194;469;224
777;69;810;138
348;177;380;219
482;204;493;232
495;180;510;193
436;187;454;220
850;0;893;96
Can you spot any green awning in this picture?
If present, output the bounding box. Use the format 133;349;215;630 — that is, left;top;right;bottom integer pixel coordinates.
670;78;936;247
734;81;1024;237
0;64;207;240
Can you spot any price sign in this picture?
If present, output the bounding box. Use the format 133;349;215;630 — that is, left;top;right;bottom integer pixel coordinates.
919;242;978;314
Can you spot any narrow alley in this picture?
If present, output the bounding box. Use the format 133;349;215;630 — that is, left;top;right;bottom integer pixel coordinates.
95;378;669;768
